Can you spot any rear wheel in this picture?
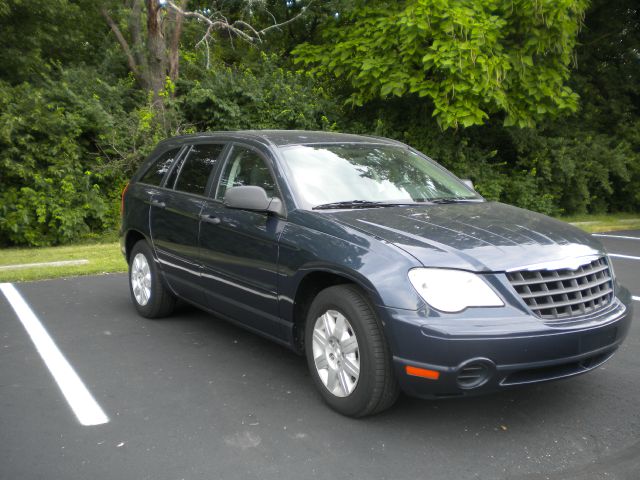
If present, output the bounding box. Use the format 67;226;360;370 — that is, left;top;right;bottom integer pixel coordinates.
128;240;176;318
305;285;399;417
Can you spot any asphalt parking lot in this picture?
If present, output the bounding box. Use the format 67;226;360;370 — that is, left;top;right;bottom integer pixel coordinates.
1;233;639;480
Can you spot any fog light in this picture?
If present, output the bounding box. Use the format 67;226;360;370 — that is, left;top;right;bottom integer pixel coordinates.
457;361;492;389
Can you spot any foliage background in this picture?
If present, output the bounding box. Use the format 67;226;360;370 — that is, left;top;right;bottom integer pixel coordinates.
0;0;638;246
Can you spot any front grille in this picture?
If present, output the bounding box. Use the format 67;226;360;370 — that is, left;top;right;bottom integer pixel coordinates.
506;257;614;320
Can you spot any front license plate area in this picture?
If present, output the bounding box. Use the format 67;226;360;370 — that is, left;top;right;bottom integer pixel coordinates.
580;327;617;353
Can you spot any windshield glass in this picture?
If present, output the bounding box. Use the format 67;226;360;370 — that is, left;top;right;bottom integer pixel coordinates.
279;143;481;208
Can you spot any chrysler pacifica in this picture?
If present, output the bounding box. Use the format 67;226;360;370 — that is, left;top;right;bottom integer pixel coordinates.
120;130;632;416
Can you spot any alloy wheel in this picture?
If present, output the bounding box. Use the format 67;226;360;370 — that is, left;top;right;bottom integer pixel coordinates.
312;309;360;397
131;253;152;306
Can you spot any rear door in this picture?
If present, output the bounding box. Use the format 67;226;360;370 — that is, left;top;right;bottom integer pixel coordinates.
126;147;183;240
198;144;286;340
149;143;226;302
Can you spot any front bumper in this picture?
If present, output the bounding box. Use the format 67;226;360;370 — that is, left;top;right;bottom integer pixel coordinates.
381;289;633;398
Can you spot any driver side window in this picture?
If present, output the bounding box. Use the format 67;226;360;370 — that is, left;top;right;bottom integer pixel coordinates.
215;146;277;201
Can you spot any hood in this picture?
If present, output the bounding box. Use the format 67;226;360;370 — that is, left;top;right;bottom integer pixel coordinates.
325;202;604;272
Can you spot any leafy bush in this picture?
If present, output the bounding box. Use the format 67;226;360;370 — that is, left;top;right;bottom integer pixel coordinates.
0;72;127;246
177;54;339;132
504;127;638;215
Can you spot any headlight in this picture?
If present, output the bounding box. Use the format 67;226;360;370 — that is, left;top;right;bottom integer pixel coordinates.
408;268;504;313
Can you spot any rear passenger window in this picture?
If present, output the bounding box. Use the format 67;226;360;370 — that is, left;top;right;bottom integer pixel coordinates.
173;144;224;196
139;148;180;186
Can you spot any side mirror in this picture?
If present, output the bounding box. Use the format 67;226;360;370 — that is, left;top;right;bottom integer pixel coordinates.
461;179;475;191
223;186;285;217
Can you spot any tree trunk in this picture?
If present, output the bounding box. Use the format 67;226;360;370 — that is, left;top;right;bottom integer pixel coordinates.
145;0;167;104
168;0;184;85
105;0;307;103
129;0;148;88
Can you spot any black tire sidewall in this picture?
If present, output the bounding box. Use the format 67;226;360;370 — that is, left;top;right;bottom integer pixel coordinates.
128;240;166;318
305;286;382;417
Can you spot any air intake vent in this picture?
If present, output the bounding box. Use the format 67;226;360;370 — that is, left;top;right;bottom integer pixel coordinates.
506;257;613;320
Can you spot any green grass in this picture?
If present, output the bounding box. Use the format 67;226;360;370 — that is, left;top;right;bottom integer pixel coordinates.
559;213;640;233
0;241;126;282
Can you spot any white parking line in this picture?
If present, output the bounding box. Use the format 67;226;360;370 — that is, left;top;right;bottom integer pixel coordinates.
0;283;109;426
593;234;640;241
608;253;640;261
633;296;640;302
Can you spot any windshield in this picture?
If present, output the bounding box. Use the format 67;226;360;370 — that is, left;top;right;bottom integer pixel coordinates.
279;143;481;209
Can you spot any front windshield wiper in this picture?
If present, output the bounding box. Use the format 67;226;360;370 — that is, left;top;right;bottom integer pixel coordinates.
424;197;483;204
312;200;410;210
312;198;482;209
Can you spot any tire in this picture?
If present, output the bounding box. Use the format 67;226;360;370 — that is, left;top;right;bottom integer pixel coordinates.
128;240;176;318
305;284;399;417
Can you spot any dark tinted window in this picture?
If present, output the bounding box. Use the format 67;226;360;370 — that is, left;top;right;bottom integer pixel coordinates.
216;147;277;200
139;148;180;186
173;144;224;195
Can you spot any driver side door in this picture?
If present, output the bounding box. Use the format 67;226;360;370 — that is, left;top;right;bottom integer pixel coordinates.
198;144;286;340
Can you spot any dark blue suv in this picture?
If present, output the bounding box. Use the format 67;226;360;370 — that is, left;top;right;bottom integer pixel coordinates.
120;130;633;417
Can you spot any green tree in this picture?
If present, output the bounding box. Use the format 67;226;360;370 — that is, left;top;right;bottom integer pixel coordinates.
500;0;640;214
0;0;105;84
293;0;589;129
100;0;311;103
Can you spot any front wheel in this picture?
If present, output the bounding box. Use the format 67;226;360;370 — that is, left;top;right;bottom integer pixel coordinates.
305;285;399;417
128;240;176;318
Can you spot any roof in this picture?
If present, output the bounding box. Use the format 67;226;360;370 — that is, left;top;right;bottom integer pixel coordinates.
156;130;403;148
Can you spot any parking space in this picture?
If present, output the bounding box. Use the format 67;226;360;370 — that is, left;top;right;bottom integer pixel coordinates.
1;232;639;480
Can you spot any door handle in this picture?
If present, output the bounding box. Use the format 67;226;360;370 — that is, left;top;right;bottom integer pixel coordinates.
150;200;166;208
200;214;221;225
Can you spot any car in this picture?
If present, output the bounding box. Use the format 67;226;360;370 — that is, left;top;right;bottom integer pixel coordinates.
120;130;633;417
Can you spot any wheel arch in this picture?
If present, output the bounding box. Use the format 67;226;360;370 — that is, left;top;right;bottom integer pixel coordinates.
124;229;149;263
290;269;383;354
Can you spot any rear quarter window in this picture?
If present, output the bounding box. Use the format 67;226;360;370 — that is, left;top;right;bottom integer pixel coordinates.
139;148;181;186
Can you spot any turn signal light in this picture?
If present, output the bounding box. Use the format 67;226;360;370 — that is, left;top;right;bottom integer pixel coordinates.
405;365;440;380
